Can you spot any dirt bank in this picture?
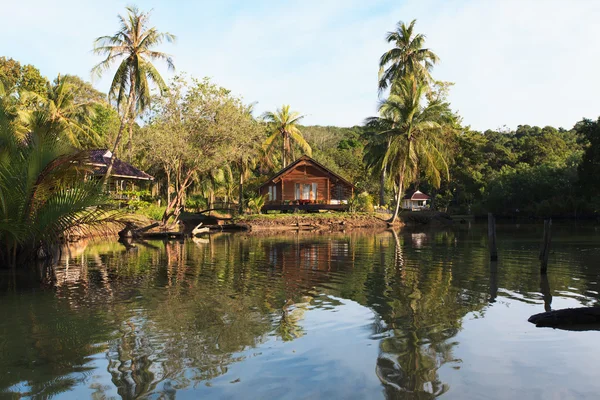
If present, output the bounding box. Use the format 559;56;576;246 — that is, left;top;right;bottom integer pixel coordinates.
236;213;390;231
236;211;454;232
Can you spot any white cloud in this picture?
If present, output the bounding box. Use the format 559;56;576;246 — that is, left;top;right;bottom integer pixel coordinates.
2;0;599;130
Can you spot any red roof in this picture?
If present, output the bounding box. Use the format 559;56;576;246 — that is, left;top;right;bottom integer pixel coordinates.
403;190;430;200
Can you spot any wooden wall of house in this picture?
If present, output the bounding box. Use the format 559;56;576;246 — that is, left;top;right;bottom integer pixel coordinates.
280;178;328;201
329;179;353;200
260;181;282;202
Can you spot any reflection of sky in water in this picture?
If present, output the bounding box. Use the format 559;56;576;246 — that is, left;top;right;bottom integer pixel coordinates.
171;296;383;399
3;224;600;399
443;295;600;400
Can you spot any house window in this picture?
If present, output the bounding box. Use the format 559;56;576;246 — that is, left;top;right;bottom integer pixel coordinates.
303;184;310;200
268;185;277;201
335;185;344;200
295;183;317;200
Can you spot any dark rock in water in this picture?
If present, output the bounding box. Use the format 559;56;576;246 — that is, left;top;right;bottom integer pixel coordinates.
528;307;600;329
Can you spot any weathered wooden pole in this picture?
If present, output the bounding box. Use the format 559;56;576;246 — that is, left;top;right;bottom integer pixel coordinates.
488;213;498;261
539;219;552;274
540;273;552;312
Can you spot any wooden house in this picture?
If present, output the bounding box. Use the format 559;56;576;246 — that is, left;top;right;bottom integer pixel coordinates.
402;190;430;211
259;155;355;212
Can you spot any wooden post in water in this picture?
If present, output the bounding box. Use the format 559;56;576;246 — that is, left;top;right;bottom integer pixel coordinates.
488;213;498;261
539;219;552;274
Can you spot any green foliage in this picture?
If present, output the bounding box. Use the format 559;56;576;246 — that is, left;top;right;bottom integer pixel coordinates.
577;118;600;199
378;19;439;92
92;6;176;111
262;105;310;168
357;192;374;213
447;124;586;216
0;57;49;97
0;92;115;266
134;204;166;221
348;192;374;213
90;103;120;147
365;74;453;222
247;194;266;214
185;194;207;212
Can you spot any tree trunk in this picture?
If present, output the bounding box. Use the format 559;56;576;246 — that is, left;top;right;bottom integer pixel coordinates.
103;80;135;186
127;117;134;163
282;131;287;167
379;169;386;206
166;169;171;205
390;165;406;223
238;168;244;214
161;172;193;224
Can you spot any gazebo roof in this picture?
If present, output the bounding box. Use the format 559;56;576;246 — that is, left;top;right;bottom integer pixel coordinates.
86;149;154;181
403;190;430;200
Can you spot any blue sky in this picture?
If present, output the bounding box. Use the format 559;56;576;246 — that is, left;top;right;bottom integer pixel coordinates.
3;0;600;130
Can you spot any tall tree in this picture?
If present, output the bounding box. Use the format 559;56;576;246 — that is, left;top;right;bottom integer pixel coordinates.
577;117;600;200
378;20;439;94
0;57;49;97
262;105;311;168
139;76;260;223
366;75;450;223
37;76;99;147
92;5;175;177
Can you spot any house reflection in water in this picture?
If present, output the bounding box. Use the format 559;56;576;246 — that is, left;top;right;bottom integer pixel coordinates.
265;235;352;290
411;232;428;249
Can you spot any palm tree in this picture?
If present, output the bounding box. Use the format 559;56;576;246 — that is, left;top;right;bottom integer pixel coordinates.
262;105;311;168
366;75;450;223
378;20;439;94
363;120;394;207
41;76;99;147
92;5;175;179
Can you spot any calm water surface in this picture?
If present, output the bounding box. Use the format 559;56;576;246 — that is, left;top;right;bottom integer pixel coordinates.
2;223;600;399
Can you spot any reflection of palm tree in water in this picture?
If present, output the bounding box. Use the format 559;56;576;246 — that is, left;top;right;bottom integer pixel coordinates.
275;295;313;341
108;318;157;399
376;230;452;399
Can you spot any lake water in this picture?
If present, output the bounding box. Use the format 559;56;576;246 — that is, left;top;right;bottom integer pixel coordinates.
2;223;600;399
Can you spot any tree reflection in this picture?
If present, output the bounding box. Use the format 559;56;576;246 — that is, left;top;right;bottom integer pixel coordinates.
374;229;485;399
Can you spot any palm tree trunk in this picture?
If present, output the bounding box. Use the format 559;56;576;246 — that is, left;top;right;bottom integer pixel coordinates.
127;118;134;163
390;164;406;223
103;82;135;186
379;169;386;206
282;132;287;167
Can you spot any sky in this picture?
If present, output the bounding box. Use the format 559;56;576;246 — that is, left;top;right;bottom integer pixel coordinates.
2;0;600;131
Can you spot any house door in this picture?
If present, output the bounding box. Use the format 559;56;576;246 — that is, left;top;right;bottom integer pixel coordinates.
302;184;311;200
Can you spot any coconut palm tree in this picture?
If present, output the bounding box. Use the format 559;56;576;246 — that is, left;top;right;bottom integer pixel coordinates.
92;5;175;178
262;105;311;168
366;75;450;223
378;20;439;94
40;76;99;147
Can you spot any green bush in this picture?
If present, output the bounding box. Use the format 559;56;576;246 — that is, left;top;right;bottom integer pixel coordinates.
185;194;207;212
349;192;374;213
135;204;166;221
